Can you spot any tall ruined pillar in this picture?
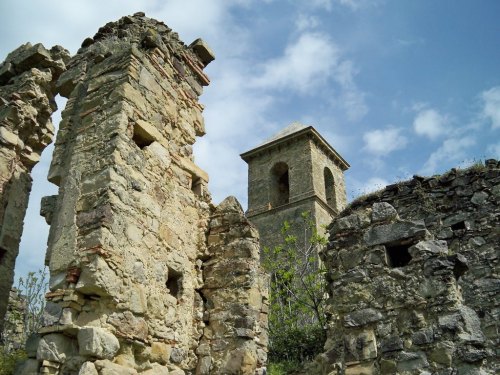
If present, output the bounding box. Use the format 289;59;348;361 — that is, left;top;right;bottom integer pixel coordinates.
25;13;267;375
0;44;69;333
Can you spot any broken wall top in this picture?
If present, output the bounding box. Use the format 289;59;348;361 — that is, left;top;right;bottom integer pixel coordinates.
310;160;499;374
0;43;69;168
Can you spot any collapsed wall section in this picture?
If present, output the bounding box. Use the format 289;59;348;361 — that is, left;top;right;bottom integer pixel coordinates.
23;13;267;375
309;160;499;374
201;197;268;374
0;44;69;333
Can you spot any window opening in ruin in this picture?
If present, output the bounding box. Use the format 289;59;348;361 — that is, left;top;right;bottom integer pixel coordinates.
191;177;202;196
132;123;155;149
453;257;468;281
451;221;466;231
270;162;290;207
385;244;412;268
0;246;6;265
324;167;335;208
166;267;183;298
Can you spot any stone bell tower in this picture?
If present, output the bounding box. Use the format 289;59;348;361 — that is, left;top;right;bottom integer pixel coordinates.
241;122;349;250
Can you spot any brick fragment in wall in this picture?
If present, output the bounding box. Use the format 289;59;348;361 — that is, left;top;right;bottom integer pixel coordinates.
28;13;267;375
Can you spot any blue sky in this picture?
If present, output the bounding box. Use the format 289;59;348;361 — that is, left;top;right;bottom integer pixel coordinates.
1;0;499;279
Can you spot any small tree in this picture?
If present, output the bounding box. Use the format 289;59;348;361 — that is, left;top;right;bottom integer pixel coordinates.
17;268;48;339
262;212;328;364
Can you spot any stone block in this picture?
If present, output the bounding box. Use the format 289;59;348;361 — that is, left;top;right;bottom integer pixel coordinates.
371;202;398;223
107;311;148;341
396;351;429;372
37;333;77;363
223;348;257;375
364;220;428;246
94;359;138;375
412;328;434;345
189;38;215;66
150;342;172;365
345;362;375;375
429;341;454;366
344;308;383;327
345;330;377;361
331;212;370;234
380;336;403;353
77;327;120;359
140;363;170;375
78;362;98;375
409;240;448;258
170;347;186;363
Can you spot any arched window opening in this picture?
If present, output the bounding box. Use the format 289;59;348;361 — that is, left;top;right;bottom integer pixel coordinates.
324;167;335;207
270;162;290;207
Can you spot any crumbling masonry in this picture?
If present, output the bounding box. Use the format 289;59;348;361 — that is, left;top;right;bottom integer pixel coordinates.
308;161;499;374
1;14;268;375
1;11;499;375
0;43;69;334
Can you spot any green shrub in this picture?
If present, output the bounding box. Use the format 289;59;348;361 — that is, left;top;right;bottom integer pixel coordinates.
269;324;325;363
267;360;301;375
0;347;27;375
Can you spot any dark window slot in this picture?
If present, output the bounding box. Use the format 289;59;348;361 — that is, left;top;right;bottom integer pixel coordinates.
386;244;412;268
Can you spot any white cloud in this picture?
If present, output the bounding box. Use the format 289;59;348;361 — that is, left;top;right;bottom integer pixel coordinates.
251;32;341;93
363;127;407;156
250;33;368;120
480;86;500;129
295;14;320;31
420;136;476;175
413;108;449;140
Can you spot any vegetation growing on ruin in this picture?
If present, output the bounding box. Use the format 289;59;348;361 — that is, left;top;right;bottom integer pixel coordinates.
17;269;48;340
0;347;27;375
262;212;327;371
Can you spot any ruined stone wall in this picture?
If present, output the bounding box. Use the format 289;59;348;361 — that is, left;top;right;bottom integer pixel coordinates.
1;288;27;352
0;44;69;332
16;13;267;375
309;160;499;374
201;197;268;374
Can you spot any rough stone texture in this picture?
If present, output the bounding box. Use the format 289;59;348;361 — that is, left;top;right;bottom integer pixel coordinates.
308;161;500;374
0;43;69;331
199;196;268;374
241;123;349;250
78;327;120;359
1;288;27;351
25;13;267;375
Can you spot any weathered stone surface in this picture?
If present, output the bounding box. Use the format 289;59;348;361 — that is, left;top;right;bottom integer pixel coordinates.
77;327;120;359
1;288;27;352
199;196;268;374
94;359;138;375
371;202;398;222
0;42;69;332
242;122;349;251
37;333;77;363
29;13;267;375
364;220;428;246
78;362;98;375
344;308;383;327
308;161;500;374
